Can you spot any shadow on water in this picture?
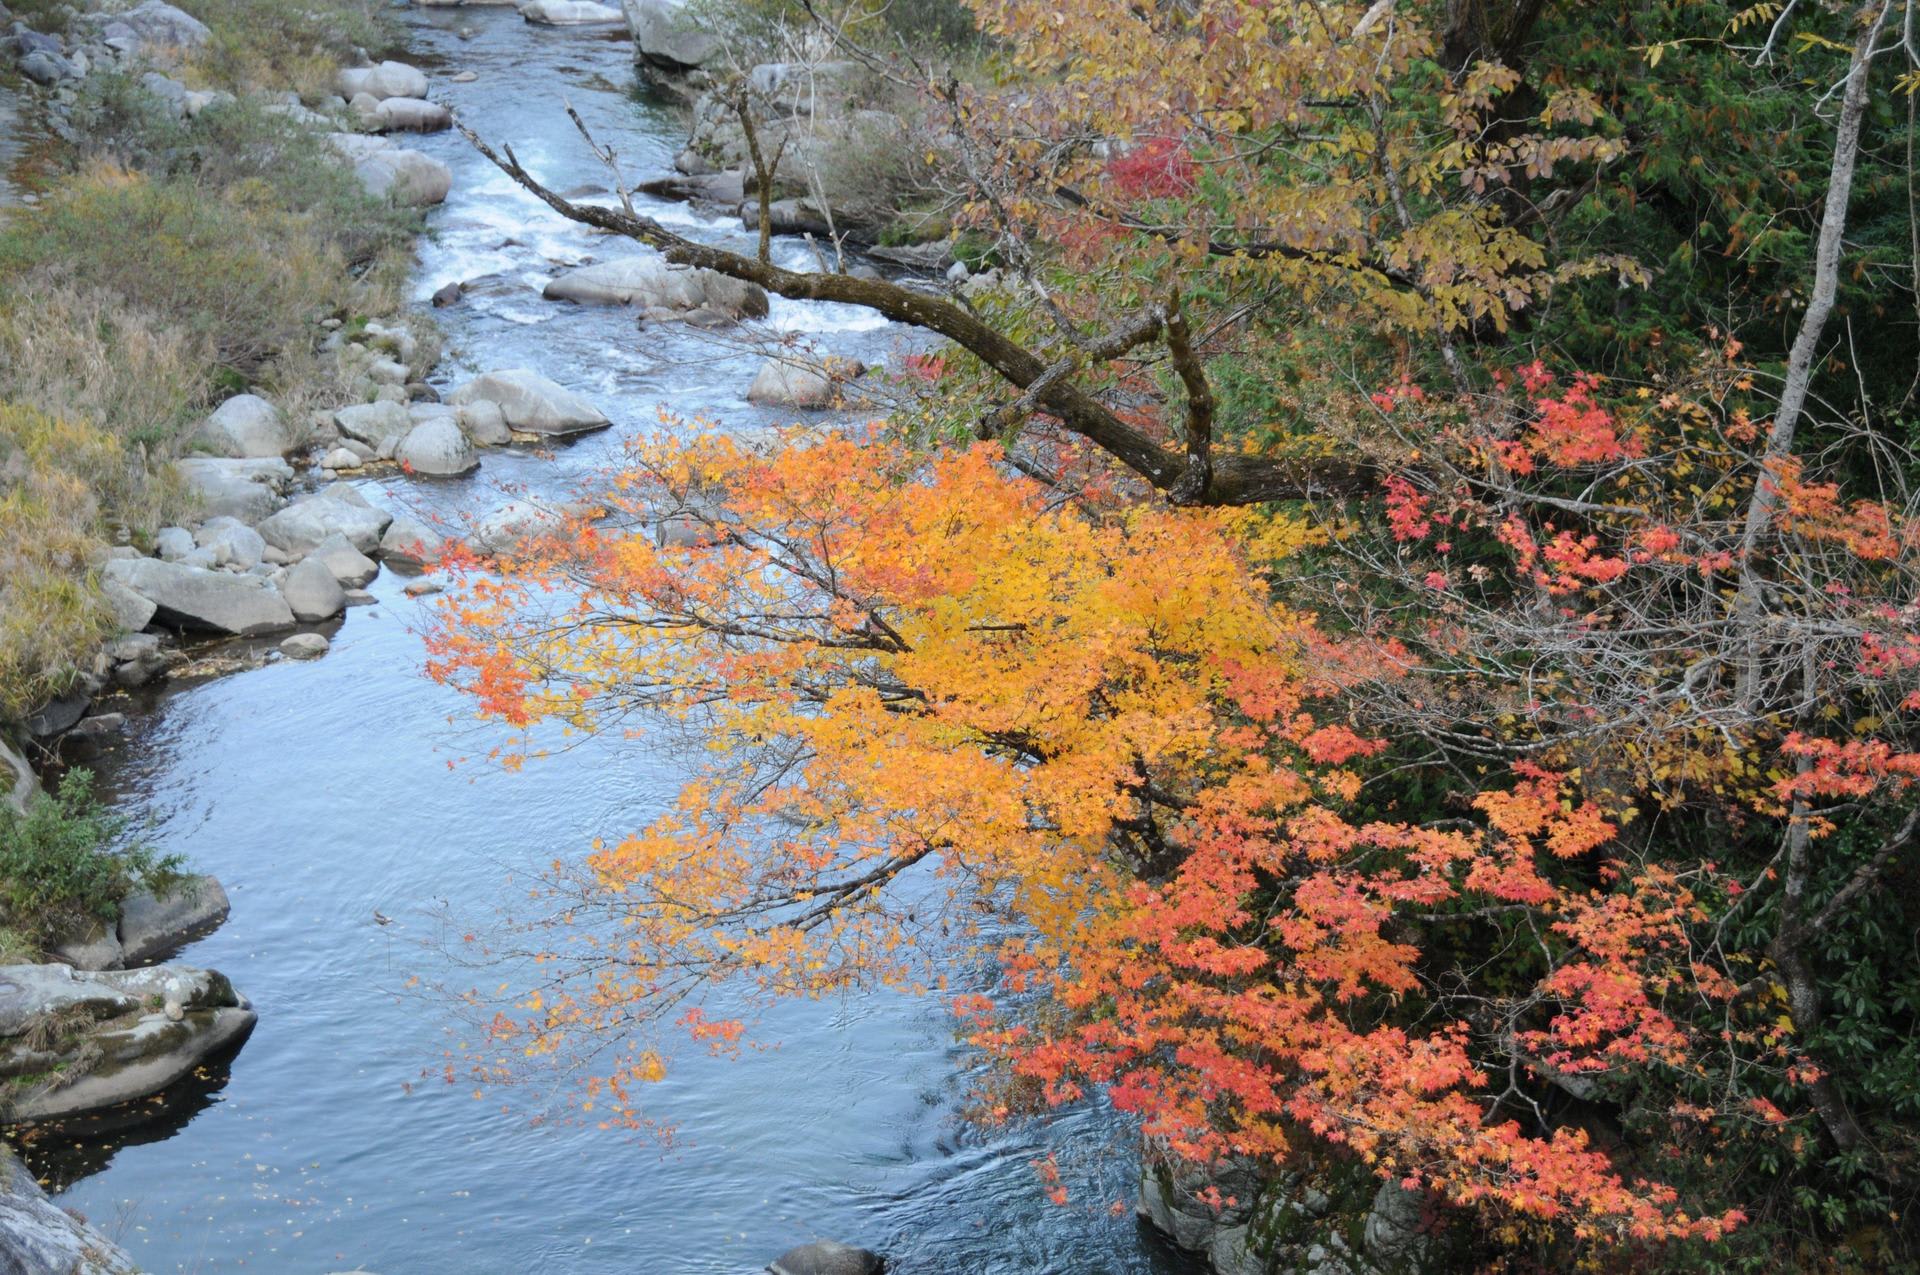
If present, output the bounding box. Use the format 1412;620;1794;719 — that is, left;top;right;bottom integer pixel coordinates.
8;1040;247;1193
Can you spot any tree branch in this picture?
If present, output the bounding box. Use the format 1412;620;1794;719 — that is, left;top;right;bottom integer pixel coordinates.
460;123;1373;507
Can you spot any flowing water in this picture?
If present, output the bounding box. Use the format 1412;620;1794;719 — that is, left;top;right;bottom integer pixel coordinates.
14;11;1201;1274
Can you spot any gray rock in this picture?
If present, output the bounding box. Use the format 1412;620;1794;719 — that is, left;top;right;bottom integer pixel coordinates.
107;632;169;688
309;532;380;587
25;689;88;739
372;95;451;131
335;400;412;451
543;256;768;319
768;1240;884;1275
280;632;330;660
281;557;346;622
140;69;189;117
0;1144;141;1273
321;446;364;471
622;0;722;69
476;501;563;554
395;417;478;476
154;526;195;561
456;400;512;446
404;579;444;597
431;281;463;307
114;0;211;52
169;457;292;524
378;516;448;570
101;578;157;633
1362;1180;1429;1265
50;919;122;972
198;393;289;458
194;517;267;571
18;50;76;84
0;963;256;1123
747;355;865;409
521;0;624;21
103;558;295;636
256;492;392;557
353;145;452;206
367;357;411;386
337;60;427;101
447;369;610;436
118;876;230;967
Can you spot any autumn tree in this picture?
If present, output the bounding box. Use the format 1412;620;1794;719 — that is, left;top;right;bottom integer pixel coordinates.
441;0;1920;1266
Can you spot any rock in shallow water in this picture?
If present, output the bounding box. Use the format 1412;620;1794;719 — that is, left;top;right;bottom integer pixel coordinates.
103;558;294;636
118;876;232;967
282;557;347;622
280;632;330;660
0;963;256;1124
768;1240;885;1275
448;369;610;436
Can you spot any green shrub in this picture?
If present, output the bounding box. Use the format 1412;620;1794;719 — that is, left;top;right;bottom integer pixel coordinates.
0;769;183;948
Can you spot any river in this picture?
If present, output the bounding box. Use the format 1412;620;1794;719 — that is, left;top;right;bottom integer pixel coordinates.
13;9;1199;1274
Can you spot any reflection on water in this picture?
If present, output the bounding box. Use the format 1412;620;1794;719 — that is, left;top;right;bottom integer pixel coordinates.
17;10;1204;1274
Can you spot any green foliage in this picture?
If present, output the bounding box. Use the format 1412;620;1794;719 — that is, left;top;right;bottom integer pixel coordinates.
0;770;182;949
173;0;400;98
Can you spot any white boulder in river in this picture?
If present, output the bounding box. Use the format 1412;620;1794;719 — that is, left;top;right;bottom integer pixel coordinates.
103;558;295;636
335;400;413;454
0;963;256;1124
310;532;381;587
0;1145;139;1272
281;557;348;622
543;256;769;320
337;60;428;101
395;416;479;476
449;370;611;436
197;393;291;458
256;487;393;557
379;515;449;571
521;0;624;22
748;355;866;410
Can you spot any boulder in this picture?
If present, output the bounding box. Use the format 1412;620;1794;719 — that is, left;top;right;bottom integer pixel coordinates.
154;526;196;561
194;517;268;570
169;457;292;524
345;141;453;207
456;400;512;446
622;0;721;69
117;876;230;967
113;0;210;52
543;257;768;319
256;494;392;557
321;446;365;471
378;516;448;571
747;355;865;409
101;578;157;633
0;1144;140;1273
281;557;347;622
337;60;428;101
107;633;170;688
520;0;624;22
103;559;294;636
395;417;479;477
476;501;563;554
370;96;451;132
448;370;610;436
50;919;122;973
768;1241;885;1275
197;393;290;458
0;963;256;1124
309;532;380;587
335;400;413;453
281;632;330;659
